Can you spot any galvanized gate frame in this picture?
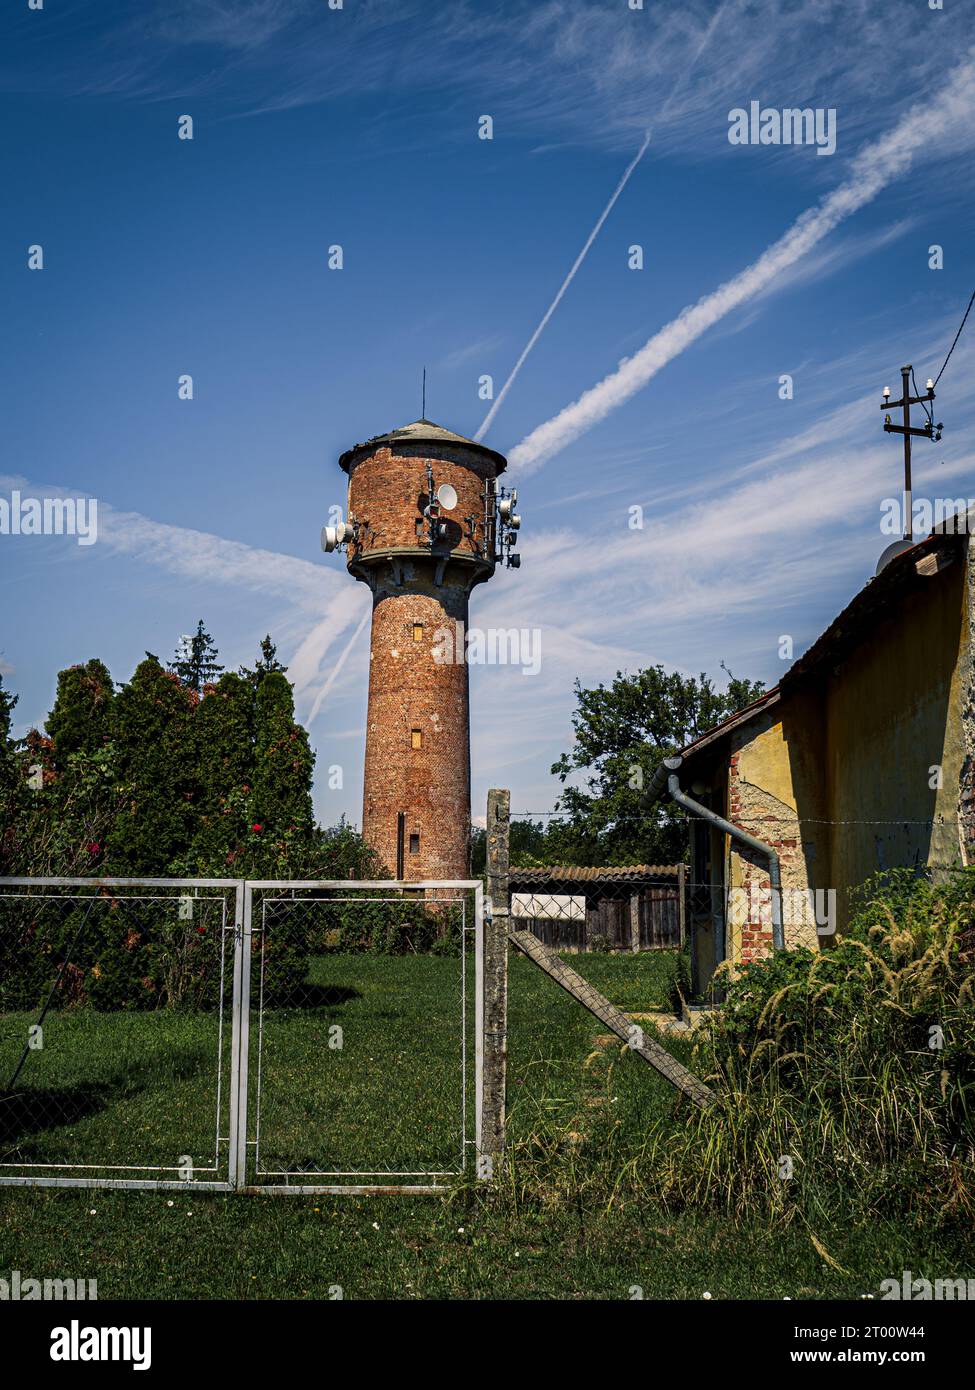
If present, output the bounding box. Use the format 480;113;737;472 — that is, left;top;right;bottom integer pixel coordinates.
0;877;484;1196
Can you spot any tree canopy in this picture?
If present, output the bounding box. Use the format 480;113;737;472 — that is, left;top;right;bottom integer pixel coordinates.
512;665;764;868
0;631;378;883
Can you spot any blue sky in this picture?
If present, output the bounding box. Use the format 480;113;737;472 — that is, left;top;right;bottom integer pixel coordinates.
2;0;974;827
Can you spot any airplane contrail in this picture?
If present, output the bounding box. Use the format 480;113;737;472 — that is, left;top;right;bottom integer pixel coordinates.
474;131;651;441
508;50;975;476
306;604;371;724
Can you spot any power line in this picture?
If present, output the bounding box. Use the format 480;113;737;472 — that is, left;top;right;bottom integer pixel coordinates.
510;810;965;827
934;286;975;386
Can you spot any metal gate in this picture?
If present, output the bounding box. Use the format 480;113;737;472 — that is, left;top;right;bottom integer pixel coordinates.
0;878;482;1194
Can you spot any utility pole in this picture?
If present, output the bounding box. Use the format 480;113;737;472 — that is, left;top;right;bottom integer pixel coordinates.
880;365;942;541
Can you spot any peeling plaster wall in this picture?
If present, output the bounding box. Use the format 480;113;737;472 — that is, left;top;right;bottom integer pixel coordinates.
726;695;825;967
825;558;968;918
705;550;971;988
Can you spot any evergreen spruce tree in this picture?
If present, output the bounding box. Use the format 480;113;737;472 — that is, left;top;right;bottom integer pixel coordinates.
239;635;287;690
169;621;223;693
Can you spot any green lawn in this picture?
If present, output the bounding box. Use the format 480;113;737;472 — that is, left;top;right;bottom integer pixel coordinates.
2;949;972;1299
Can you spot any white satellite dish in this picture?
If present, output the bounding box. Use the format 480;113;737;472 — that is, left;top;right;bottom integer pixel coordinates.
875;538;914;576
436;483;458;512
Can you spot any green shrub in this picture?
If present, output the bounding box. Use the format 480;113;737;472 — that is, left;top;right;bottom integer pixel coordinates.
650;869;975;1224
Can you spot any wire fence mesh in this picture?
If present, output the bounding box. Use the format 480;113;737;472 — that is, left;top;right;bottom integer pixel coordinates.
244;883;477;1189
0;878;481;1193
507;868;683;953
0;879;239;1189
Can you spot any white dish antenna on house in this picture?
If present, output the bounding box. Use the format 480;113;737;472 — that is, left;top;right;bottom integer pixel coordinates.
436;483;458;511
875;538;914;576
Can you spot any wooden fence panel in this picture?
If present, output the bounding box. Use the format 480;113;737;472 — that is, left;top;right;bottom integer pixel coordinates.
516;884;682;952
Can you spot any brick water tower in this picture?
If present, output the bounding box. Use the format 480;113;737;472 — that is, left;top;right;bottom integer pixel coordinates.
322;420;521;881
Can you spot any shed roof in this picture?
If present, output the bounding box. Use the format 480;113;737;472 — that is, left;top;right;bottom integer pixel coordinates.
507;864;681;885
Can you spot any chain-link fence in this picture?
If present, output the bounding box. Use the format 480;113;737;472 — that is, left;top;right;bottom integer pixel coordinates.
0;878;483;1194
501;864;703;1153
0;878;240;1190
508;866;684;952
242;881;479;1192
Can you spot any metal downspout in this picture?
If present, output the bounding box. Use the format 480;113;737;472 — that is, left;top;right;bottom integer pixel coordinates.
648;756;784;952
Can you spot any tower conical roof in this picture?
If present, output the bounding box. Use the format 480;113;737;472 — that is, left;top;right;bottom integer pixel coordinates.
338;419;506;472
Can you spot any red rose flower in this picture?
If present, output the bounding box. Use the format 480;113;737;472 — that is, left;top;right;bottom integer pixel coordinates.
251;823;263;833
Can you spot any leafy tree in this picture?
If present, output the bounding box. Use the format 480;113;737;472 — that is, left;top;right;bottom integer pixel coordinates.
251;672;314;843
0;673;17;794
169;620;223;693
0;674;20;869
2;664;121;878
239;635;287;690
470;818;548;874
46;659;114;769
549;665;765;866
105;656;198;874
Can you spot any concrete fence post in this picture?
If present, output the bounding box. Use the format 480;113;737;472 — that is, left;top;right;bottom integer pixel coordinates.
480;788;510;1164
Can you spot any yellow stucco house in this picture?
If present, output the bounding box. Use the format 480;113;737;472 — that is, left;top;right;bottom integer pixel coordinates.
658;527;973;996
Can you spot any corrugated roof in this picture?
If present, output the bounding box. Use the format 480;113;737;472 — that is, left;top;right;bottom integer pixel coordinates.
338;419;507;473
507;864;681;884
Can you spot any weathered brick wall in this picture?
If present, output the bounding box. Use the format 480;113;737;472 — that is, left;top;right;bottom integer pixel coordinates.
341;434;504;882
727;743;819;966
346;443;495;562
363;575;471;880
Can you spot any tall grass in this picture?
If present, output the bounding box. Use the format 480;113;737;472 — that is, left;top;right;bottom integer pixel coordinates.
471;871;975;1230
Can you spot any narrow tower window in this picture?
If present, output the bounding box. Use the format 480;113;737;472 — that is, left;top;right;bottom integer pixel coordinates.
412;622;424;642
410;727;423;749
396;812;405;880
409;833;420;854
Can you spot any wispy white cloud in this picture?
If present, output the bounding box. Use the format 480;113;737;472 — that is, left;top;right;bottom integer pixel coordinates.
8;0;966;169
0;473;362;724
507;50;975;475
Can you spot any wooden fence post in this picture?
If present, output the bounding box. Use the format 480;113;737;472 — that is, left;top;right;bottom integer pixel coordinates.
480;788;510;1164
